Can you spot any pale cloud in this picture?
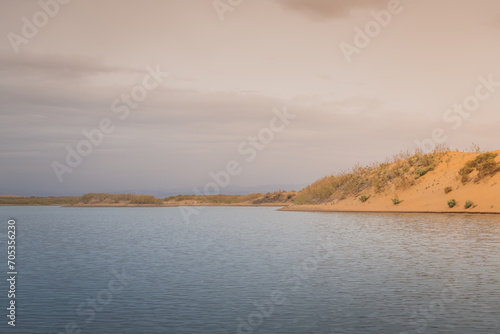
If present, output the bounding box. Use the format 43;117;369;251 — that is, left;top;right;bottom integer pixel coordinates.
0;52;141;80
275;0;389;20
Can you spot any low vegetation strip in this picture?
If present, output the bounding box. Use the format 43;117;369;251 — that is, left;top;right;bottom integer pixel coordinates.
79;193;163;205
0;191;297;207
0;196;80;206
164;191;296;205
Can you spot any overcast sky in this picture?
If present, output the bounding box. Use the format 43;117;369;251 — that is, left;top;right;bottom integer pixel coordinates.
1;0;500;196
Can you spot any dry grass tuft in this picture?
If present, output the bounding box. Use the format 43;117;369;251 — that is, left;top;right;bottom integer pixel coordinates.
459;152;500;183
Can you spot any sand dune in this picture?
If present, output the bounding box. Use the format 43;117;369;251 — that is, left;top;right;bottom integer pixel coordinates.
283;150;500;214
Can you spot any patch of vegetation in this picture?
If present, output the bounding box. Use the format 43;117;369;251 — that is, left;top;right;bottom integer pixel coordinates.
164;191;296;205
80;193;163;205
165;193;259;204
392;198;403;205
294;171;370;204
294;146;449;205
447;199;457;208
252;191;296;204
415;168;428;177
444;186;453;194
359;195;370;202
459;164;474;176
459;152;499;182
0;196;79;206
412;153;439;179
464;200;474;209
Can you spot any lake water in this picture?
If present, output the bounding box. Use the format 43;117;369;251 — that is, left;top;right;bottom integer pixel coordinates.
0;206;499;333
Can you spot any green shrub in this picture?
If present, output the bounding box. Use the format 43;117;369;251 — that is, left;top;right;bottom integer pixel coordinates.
392;198;403;205
412;154;437;178
464;200;474;209
359;195;370;202
447;199;457;208
415;169;428;177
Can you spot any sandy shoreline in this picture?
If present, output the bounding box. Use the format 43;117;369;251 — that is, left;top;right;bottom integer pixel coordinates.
279;205;500;215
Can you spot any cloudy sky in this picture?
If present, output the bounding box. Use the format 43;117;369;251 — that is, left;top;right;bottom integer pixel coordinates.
1;0;500;196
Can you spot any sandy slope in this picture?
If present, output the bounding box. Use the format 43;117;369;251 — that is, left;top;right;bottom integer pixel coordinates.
282;150;500;214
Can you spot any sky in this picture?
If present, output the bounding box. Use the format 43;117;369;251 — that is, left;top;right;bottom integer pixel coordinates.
1;0;500;196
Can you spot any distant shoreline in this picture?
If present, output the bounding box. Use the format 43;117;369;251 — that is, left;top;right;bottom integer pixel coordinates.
67;203;288;208
0;192;297;207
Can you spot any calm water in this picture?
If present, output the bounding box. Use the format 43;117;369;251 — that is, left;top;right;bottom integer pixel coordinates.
0;206;499;334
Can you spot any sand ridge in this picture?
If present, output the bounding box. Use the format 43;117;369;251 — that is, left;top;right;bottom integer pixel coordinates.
283;150;500;214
